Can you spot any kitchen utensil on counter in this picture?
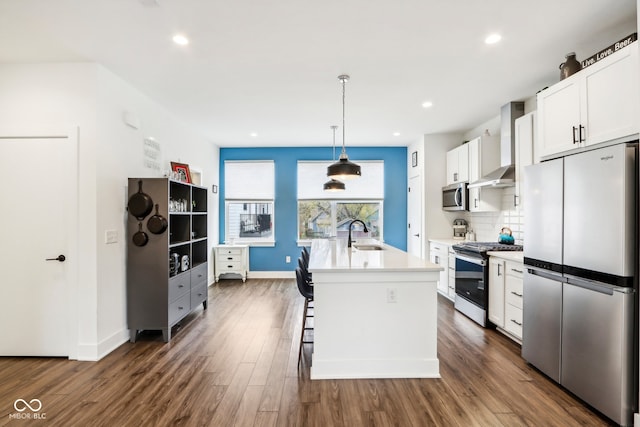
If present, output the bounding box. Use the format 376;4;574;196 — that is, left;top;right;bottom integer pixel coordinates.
465;229;476;241
452;218;468;240
132;222;149;247
498;227;514;244
128;180;154;220
147;204;168;234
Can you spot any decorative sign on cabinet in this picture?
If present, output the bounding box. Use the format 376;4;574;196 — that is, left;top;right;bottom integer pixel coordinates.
126;178;209;343
537;41;638;160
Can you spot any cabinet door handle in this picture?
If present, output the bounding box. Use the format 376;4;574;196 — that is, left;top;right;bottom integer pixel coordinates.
497;264;501;276
579;125;585;142
453;172;458;182
178;284;184;288
178;306;185;310
513;195;519;207
510;319;522;326
572;126;578;144
511;268;523;274
510;291;523;297
435;255;439;264
474;198;479;208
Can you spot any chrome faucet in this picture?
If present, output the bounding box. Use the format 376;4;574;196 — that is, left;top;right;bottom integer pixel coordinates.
348;219;369;247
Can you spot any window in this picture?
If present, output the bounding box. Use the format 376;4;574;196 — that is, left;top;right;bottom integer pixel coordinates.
297;161;384;242
224;161;275;245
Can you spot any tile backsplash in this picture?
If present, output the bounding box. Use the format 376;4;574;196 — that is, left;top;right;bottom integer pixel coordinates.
449;187;525;244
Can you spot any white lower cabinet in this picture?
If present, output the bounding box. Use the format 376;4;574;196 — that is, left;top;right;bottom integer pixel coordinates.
503;261;524;340
429;241;456;301
488;255;524;342
488;257;505;328
447;248;456;300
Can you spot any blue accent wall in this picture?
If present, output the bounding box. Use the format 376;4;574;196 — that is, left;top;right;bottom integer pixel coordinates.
219;147;407;271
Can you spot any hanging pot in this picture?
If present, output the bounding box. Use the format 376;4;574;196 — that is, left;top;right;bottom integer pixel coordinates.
132;222;149;247
147;204;168;235
128;180;154;220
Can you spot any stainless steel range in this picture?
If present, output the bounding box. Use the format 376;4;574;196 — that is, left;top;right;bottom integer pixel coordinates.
452;241;523;327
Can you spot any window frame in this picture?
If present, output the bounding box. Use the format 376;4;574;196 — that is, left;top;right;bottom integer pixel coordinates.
297;199;383;246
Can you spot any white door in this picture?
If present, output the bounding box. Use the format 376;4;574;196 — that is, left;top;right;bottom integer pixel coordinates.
0;129;77;356
407;175;422;258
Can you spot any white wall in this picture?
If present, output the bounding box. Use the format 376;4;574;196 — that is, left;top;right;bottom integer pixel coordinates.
0;62;219;360
409;133;463;252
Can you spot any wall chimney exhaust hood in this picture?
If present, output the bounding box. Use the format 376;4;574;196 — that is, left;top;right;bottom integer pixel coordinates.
468;102;525;188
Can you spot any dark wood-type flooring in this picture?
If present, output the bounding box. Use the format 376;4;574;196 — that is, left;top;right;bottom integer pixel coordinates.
0;278;615;426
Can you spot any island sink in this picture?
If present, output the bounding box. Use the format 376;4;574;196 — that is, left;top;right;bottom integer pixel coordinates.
353;244;384;251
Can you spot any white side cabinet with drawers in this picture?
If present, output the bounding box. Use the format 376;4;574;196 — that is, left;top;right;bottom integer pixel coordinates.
214;244;249;282
488;252;524;343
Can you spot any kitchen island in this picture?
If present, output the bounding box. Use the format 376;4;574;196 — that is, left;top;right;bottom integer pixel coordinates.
308;238;442;379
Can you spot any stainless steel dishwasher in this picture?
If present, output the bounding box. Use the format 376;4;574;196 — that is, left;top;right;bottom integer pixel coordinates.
561;277;636;426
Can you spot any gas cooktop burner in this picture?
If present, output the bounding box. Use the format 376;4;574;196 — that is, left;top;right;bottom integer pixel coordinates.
452;241;523;254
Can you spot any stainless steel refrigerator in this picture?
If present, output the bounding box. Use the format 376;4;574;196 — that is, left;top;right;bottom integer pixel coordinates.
522;142;637;426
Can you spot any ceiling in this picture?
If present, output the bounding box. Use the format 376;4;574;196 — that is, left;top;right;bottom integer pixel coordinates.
0;0;636;147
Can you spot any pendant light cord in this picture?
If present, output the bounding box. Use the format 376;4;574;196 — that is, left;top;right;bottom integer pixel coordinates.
338;75;350;157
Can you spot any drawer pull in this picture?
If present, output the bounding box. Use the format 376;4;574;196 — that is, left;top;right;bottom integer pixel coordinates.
227;265;233;268
510;319;522;326
510;291;523;297
178;284;184;288
227;257;233;260
511;268;523;274
178;306;185;310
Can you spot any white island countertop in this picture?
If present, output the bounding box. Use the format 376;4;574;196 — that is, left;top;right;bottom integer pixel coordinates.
309;238;442;273
308;238;442;380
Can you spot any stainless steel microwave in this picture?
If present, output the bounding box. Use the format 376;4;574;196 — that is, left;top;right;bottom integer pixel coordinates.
442;182;468;211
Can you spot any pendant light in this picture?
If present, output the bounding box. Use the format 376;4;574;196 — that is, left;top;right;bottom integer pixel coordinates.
327;74;361;180
323;125;345;191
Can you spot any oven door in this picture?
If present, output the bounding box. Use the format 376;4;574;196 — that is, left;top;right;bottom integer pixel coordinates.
455;253;487;307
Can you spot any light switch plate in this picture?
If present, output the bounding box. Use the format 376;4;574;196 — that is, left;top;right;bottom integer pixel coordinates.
105;230;118;244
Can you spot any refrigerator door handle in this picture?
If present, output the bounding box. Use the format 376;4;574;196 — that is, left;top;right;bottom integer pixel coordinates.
565;275;633;296
526;267;565;282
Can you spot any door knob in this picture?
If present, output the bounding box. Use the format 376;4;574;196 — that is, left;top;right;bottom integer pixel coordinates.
46;255;66;262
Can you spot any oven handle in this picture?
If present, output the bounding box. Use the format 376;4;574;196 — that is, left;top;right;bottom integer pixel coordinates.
455;253;486;266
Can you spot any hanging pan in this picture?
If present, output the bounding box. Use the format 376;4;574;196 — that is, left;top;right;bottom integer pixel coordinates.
128;180;154;220
147;204;168;235
132;222;149;247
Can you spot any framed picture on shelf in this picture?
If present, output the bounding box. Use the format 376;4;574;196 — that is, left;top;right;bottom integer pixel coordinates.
170;161;192;183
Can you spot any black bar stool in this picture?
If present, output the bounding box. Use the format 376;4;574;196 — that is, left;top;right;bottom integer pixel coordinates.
295;267;314;365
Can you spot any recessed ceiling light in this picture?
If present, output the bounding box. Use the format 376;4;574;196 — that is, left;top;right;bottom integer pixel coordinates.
250;132;258;137
485;33;502;45
393;132;401;137
172;34;189;45
422;101;433;108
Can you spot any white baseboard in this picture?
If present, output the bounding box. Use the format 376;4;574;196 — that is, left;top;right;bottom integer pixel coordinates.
76;329;129;361
248;271;295;279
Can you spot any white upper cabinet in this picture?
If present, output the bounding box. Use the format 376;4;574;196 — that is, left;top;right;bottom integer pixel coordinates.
513;111;536;209
445;143;469;185
537;41;638;159
467;135;501;212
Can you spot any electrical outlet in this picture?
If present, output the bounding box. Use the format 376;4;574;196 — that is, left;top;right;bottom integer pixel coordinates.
387;288;397;303
105;230;118;244
285;255;291;263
